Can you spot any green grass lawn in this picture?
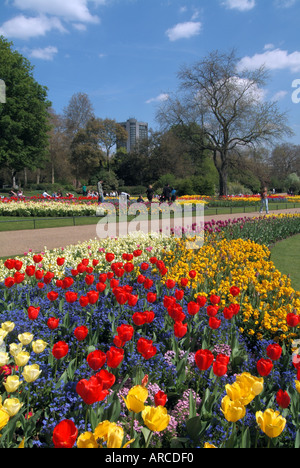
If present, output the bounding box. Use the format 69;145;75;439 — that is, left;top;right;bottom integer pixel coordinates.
271;234;300;292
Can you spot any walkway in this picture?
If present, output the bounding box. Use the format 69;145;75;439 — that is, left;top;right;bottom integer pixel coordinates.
1;207;300;258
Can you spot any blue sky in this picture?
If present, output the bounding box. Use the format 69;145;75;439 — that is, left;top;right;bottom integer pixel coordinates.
1;0;300;143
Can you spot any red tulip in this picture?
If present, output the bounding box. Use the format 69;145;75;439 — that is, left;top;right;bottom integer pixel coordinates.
87;290;99;305
96;282;106;293
52;419;78;448
47;291;59;302
25;265;35;277
175;289;184;301
196;296;207;307
14;272;25;284
187;301;200;316
266;343;282;361
116;324;134;342
210;294;220;305
4;259;15;269
189;270;197;279
174;321;188;338
166;279;176;289
4;277;15;288
47;317;59;330
124;262;134;273
140;262;149;271
105;253;115;262
98;273;107;283
79;295;89;307
95;369;116;390
35;269;44;280
74;325;88;341
208;317;221;329
14;260;23;271
286;313;300;327
132;312;148;326
146;292;156;303
56;257;65;266
52;341;69;360
87;350;106;371
195;349;214;371
106;346;124;368
154;390;167;407
76;376;109;405
85;274;94;286
143;278;153;289
180;278;189;287
213;354;230;377
133;249;142;257
33;254;43;264
43;272;54;284
65;291;78;303
127;294;138;307
257;358;273;376
145;310;155;323
230;286;240;297
276;389;290;409
228;303;240;316
223;307;235;320
206;305;219;317
27;306;40;320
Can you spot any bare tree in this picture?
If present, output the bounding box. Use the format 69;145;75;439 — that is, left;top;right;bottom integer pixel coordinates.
63;92;95;138
157;50;293;196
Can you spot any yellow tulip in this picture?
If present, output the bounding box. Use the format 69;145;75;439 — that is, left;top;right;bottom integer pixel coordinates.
0;351;9;367
221;395;246;423
0;329;8;342
1;322;15;333
256;409;286;439
77;432;98;448
225;373;264;406
9;343;23;357
32;340;48;354
204;442;217;448
3;398;23;417
142;405;170;432
295;380;300;394
14;351;30;367
0;408;9;431
18;333;34;345
94;421;117;442
22;364;42;383
3;375;22;393
122;385;148;413
107;425;124;448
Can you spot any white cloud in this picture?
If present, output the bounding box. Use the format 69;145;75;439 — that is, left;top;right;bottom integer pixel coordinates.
146;93;169;104
222;0;256;11
0;14;66;39
238;48;300;73
271;90;288;101
29;46;58;60
11;0;100;24
166;21;202;41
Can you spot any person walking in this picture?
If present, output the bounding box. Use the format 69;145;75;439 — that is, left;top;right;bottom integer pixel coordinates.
97;180;104;204
146;185;154;202
259;187;269;215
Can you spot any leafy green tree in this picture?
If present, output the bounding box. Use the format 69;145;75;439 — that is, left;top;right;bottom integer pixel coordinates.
0;36;51;187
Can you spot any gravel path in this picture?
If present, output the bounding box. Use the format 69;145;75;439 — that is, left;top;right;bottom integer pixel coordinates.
1;208;300;258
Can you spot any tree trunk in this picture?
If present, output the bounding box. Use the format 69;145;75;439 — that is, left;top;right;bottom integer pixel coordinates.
213;150;228;196
51;162;55;185
36;168;40;185
12;170;17;189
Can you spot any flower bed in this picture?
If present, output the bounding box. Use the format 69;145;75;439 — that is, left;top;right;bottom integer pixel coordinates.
0;223;300;448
